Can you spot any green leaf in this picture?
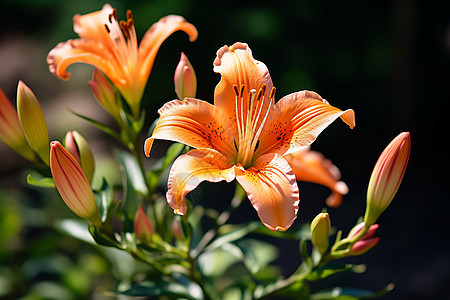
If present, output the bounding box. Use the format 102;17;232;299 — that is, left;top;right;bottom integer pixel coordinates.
235;239;278;274
311;284;394;300
70;109;120;140
55;219;95;245
26;173;55;188
115;149;148;195
205;221;261;251
117;280;197;299
88;225;118;248
115;150;141;232
307;264;364;281
198;243;243;277
93;178;113;223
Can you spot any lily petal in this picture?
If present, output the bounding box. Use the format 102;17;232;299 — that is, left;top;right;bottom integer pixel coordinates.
235;153;299;231
284;147;349;207
167;148;235;215
73;4;114;42
144;98;236;157
47;39;119;81
258;90;355;157
213;42;273;118
139;15;198;81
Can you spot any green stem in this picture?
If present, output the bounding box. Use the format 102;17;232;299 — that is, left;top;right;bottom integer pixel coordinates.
192;184;246;258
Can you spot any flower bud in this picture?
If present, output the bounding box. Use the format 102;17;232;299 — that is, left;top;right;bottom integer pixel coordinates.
134;206;154;243
347;222;380;256
64;131;95;183
364;132;411;226
0;88;36;161
50;141;102;227
174;52;197;100
310;212;331;254
88;69;122;122
16;81;50;165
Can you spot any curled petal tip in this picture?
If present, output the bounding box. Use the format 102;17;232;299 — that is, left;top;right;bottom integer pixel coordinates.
144;137;154;157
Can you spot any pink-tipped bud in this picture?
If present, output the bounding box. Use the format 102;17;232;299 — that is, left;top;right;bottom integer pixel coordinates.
174;52;197;100
365;132;411;226
50;141;102;227
88;69;122;121
347;222;380;256
16;81;50;165
0;88;36;161
134;206;154;243
310;212;331;254
350;237;380;255
64;131;95;183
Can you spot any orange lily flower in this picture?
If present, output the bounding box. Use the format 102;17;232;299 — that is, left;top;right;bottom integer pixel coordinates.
47;4;198;118
284;147;349;208
145;43;355;231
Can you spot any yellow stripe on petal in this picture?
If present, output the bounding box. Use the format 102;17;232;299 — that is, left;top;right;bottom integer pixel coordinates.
166;148;235;215
146;98;236;157
258;90;355;157
235;153;299;231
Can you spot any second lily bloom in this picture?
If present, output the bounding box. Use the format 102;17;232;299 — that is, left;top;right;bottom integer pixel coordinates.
47;4;198;119
145;42;355;231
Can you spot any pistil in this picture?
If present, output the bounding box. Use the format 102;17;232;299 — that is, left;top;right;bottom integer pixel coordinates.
233;84;275;167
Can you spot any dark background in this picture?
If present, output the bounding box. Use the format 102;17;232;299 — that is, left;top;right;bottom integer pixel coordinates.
1;0;448;299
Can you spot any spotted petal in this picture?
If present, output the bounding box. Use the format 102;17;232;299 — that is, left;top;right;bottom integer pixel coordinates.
167;148;236;215
144;98;236;158
257;90;355;157
213;42;273;119
235;153;299;231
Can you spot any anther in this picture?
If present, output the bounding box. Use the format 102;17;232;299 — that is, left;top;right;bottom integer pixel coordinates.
239;85;245;97
126;10;133;20
269;87;276;99
104;24;110;33
233;84;240;97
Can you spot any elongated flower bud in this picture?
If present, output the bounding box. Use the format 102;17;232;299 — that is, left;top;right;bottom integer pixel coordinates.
174;52;197;100
310;212;331;254
16;81;50;165
50;141;102;227
64;131;95;183
364;132;411;226
0;89;36;161
134;206;154;243
88;69;122;122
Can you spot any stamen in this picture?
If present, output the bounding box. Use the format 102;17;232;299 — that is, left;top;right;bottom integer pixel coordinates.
233;84;240;97
256;84;266;102
239;85;245;97
104;24;110;33
270;87;276;99
120;21;131;38
126;10;133;20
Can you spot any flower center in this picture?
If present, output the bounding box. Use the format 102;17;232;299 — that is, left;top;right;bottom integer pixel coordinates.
103;9;138;74
233;84;276;168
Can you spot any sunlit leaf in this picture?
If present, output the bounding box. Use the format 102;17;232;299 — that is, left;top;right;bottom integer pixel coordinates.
93;178;113;223
70;109;120;140
26;173;55;188
235;239;278;274
55;219;95;245
311;284;394;299
117;280;197;299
